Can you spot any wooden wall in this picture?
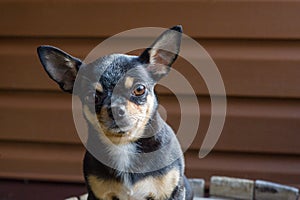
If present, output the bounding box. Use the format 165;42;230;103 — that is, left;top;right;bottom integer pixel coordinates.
1;0;300;188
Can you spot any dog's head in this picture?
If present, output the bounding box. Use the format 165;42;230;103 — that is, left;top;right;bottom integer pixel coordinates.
37;26;182;144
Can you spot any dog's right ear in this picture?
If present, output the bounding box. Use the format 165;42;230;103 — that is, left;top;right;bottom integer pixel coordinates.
139;25;182;82
37;46;82;93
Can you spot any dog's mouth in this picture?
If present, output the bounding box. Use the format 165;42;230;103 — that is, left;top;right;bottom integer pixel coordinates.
94;111;151;144
108;120;135;134
99;117;136;135
96;118;145;144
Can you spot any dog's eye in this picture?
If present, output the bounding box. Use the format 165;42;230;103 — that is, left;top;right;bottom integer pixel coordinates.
132;84;146;96
85;92;101;104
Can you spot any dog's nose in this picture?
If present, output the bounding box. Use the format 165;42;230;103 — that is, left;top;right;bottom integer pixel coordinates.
111;105;126;119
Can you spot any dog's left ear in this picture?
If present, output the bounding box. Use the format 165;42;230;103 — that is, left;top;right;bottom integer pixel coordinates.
139;25;182;81
37;46;82;93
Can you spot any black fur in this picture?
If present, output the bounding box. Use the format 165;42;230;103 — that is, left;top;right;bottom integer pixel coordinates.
37;25;193;200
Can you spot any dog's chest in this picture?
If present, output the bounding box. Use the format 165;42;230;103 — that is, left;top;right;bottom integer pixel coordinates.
88;168;180;200
106;143;136;172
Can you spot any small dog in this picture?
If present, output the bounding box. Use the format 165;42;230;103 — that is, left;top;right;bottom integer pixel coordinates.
37;25;193;200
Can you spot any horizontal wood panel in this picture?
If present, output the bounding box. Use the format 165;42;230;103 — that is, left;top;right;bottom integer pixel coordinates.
185;150;300;188
0;141;85;182
1;91;300;155
0;92;79;144
1;141;299;188
163;96;300;155
1;1;300;39
2;38;300;98
0;180;86;200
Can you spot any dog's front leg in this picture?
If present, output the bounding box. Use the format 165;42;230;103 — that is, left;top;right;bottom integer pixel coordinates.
168;177;193;200
167;185;185;200
87;192;99;200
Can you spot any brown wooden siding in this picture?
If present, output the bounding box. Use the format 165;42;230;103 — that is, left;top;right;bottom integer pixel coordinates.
0;0;300;189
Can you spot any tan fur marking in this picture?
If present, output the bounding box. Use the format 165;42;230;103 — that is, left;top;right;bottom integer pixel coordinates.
88;175;126;200
83;105;101;130
95;82;103;93
132;168;180;199
83;105;114;146
88;169;180;200
138;94;155;137
124;76;134;89
126;94;155;140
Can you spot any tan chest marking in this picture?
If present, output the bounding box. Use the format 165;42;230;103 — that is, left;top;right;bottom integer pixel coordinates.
88;175;129;200
132;168;180;199
88;168;180;200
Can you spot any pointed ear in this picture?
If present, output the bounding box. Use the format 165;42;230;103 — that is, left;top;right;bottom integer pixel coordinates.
139;25;182;81
37;46;82;93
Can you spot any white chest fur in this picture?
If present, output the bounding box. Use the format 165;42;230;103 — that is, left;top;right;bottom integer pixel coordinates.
105;143;136;173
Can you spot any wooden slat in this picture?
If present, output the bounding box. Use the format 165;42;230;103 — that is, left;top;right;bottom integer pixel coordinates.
162;96;300;155
0;91;80;144
0;38;95;91
0;141;85;182
1;91;300;155
2;38;300;98
1;0;300;39
0;180;86;200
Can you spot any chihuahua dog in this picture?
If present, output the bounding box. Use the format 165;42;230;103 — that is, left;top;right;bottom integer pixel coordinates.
37;25;193;200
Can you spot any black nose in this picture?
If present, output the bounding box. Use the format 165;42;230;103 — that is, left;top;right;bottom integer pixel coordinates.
110;105;126;119
117;107;125;117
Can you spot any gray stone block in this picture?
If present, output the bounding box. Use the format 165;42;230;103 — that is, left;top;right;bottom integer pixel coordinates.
65;193;88;200
79;193;88;200
194;198;232;200
189;178;205;197
209;197;234;200
255;180;299;200
65;197;78;200
210;176;254;200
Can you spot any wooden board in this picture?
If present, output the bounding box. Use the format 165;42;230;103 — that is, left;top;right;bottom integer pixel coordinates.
1;1;300;39
2;38;300;98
